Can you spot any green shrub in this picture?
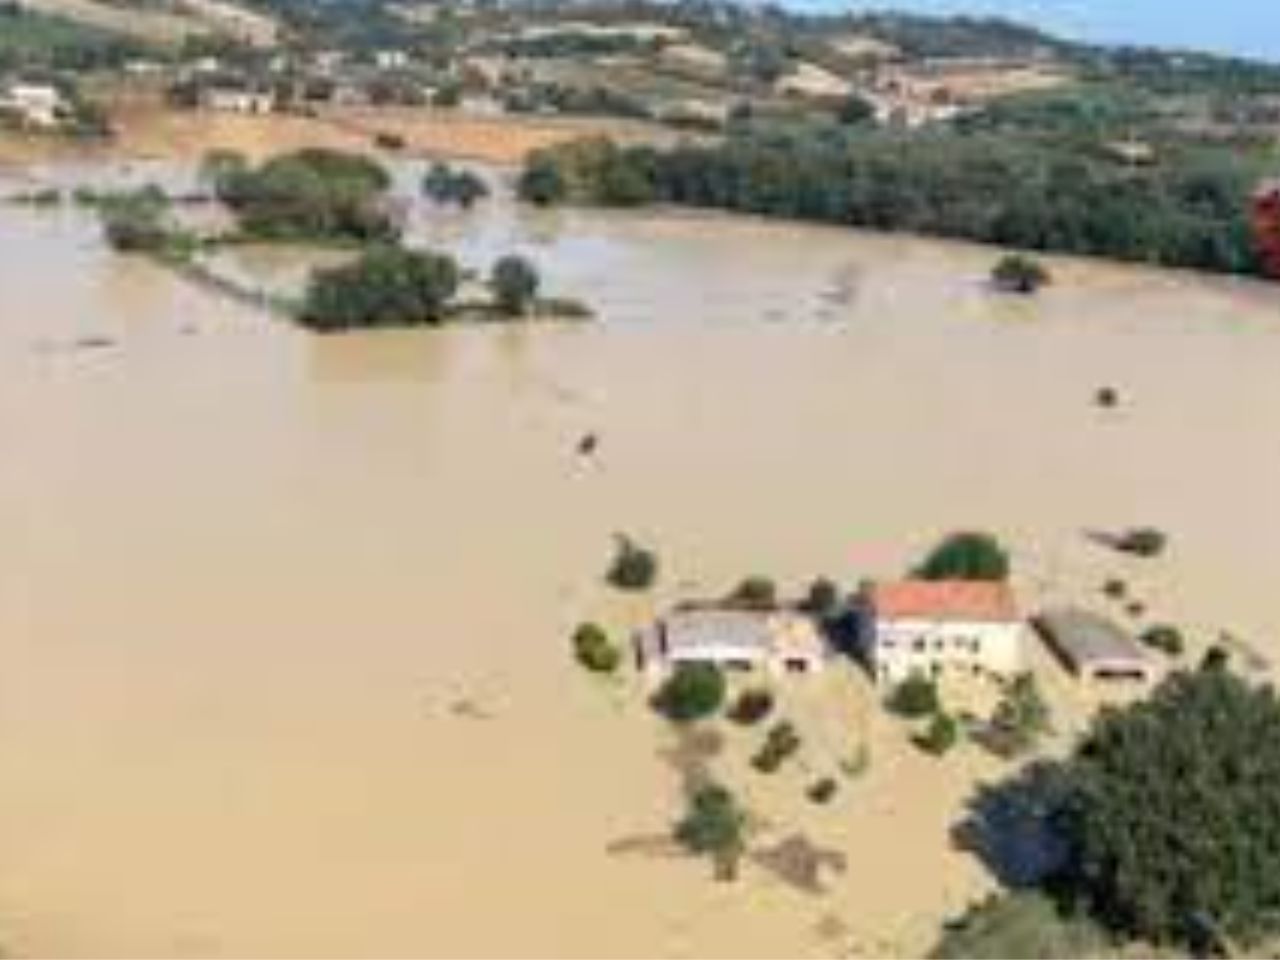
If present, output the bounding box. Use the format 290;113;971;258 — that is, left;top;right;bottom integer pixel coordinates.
606;535;658;591
752;720;801;773
490;254;540;316
917;531;1010;582
802;577;841;618
517;154;568;206
1102;578;1127;600
300;245;460;332
992;253;1051;294
888;674;940;718
729;576;778;610
807;777;839;804
1140;625;1185;657
1114;527;1168;558
674;782;746;881
983;674;1051;758
728;688;774;725
917;711;959;755
573;622;620;673
653;663;725;723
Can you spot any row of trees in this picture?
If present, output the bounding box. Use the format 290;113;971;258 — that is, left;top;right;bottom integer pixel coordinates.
205;148;399;243
520;132;1265;277
299;247;543;332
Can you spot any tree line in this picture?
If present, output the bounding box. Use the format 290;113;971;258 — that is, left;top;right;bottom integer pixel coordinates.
520;131;1266;277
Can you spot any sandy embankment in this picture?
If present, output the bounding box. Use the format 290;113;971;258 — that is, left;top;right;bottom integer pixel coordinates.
0;96;671;169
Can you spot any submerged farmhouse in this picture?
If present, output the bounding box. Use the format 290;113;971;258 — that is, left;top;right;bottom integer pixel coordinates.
635;609;827;677
860;580;1023;684
1034;607;1157;684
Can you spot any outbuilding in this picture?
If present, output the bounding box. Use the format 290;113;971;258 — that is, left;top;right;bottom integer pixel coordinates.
1034;607;1156;683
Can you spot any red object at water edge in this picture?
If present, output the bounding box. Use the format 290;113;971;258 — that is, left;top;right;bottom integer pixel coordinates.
1253;180;1280;279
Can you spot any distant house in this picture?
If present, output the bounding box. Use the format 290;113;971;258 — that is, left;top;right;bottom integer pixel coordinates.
0;83;65;128
860;580;1023;684
200;86;276;115
1034;608;1157;684
635;608;827;677
374;49;409;70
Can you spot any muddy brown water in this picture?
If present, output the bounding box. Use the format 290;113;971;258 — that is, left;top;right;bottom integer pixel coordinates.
1;161;1279;956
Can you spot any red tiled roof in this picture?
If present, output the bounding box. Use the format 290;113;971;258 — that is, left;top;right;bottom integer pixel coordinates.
869;580;1019;623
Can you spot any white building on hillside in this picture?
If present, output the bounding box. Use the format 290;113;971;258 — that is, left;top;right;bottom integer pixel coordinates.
0;83;65;128
200;87;276;114
860;580;1023;685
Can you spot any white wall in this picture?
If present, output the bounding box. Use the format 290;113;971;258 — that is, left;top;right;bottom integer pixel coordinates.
868;617;1023;684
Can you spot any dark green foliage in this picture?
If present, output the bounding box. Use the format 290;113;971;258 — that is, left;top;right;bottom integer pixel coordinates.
802;577;841;619
807;777;839;804
517;154;568;206
299;246;459;332
752;720;801;773
931;892;1107;960
917;532;1010;582
606;535;658;591
728;576;778;610
1102;578;1128;600
1139;624;1185;657
889;674;940;718
520;128;1266;278
837;94;876;126
572;622;620;674
674;782;747;881
215;148;397;243
917;711;959;755
983;674;1051;758
98;187;194;259
1200;644;1231;671
422;162;489;208
653;663;726;723
1050;669;1280;948
0;2;148;72
1113;527;1168;558
490;255;540;316
992;253;1051;294
727;687;774;726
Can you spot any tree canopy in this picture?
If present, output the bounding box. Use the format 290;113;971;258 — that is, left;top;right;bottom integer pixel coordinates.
1051;668;1280;950
214;148;398;242
300;245;459;332
917;532;1011;582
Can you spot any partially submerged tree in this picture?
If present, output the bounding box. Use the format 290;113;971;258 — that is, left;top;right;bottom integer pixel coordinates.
606;535;658;591
490;254;540;316
983;673;1051;758
572;622;621;674
300;246;460;332
992;253;1051;294
674;782;747;881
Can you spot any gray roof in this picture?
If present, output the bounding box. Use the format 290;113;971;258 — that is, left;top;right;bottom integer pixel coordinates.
663;609;774;656
1035;607;1150;668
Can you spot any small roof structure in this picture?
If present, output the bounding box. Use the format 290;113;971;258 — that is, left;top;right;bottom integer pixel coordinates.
1035;607;1154;681
868;580;1019;623
638;609;825;667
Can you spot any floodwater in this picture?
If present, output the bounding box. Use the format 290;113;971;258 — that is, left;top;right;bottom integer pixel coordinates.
1;162;1280;957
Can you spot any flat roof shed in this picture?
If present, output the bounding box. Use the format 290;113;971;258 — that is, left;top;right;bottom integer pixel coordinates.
1034;607;1156;683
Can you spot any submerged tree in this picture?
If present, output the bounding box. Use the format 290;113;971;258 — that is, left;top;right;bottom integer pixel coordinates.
992;253;1051;294
674;782;748;880
490;254;540;316
300;246;459;332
